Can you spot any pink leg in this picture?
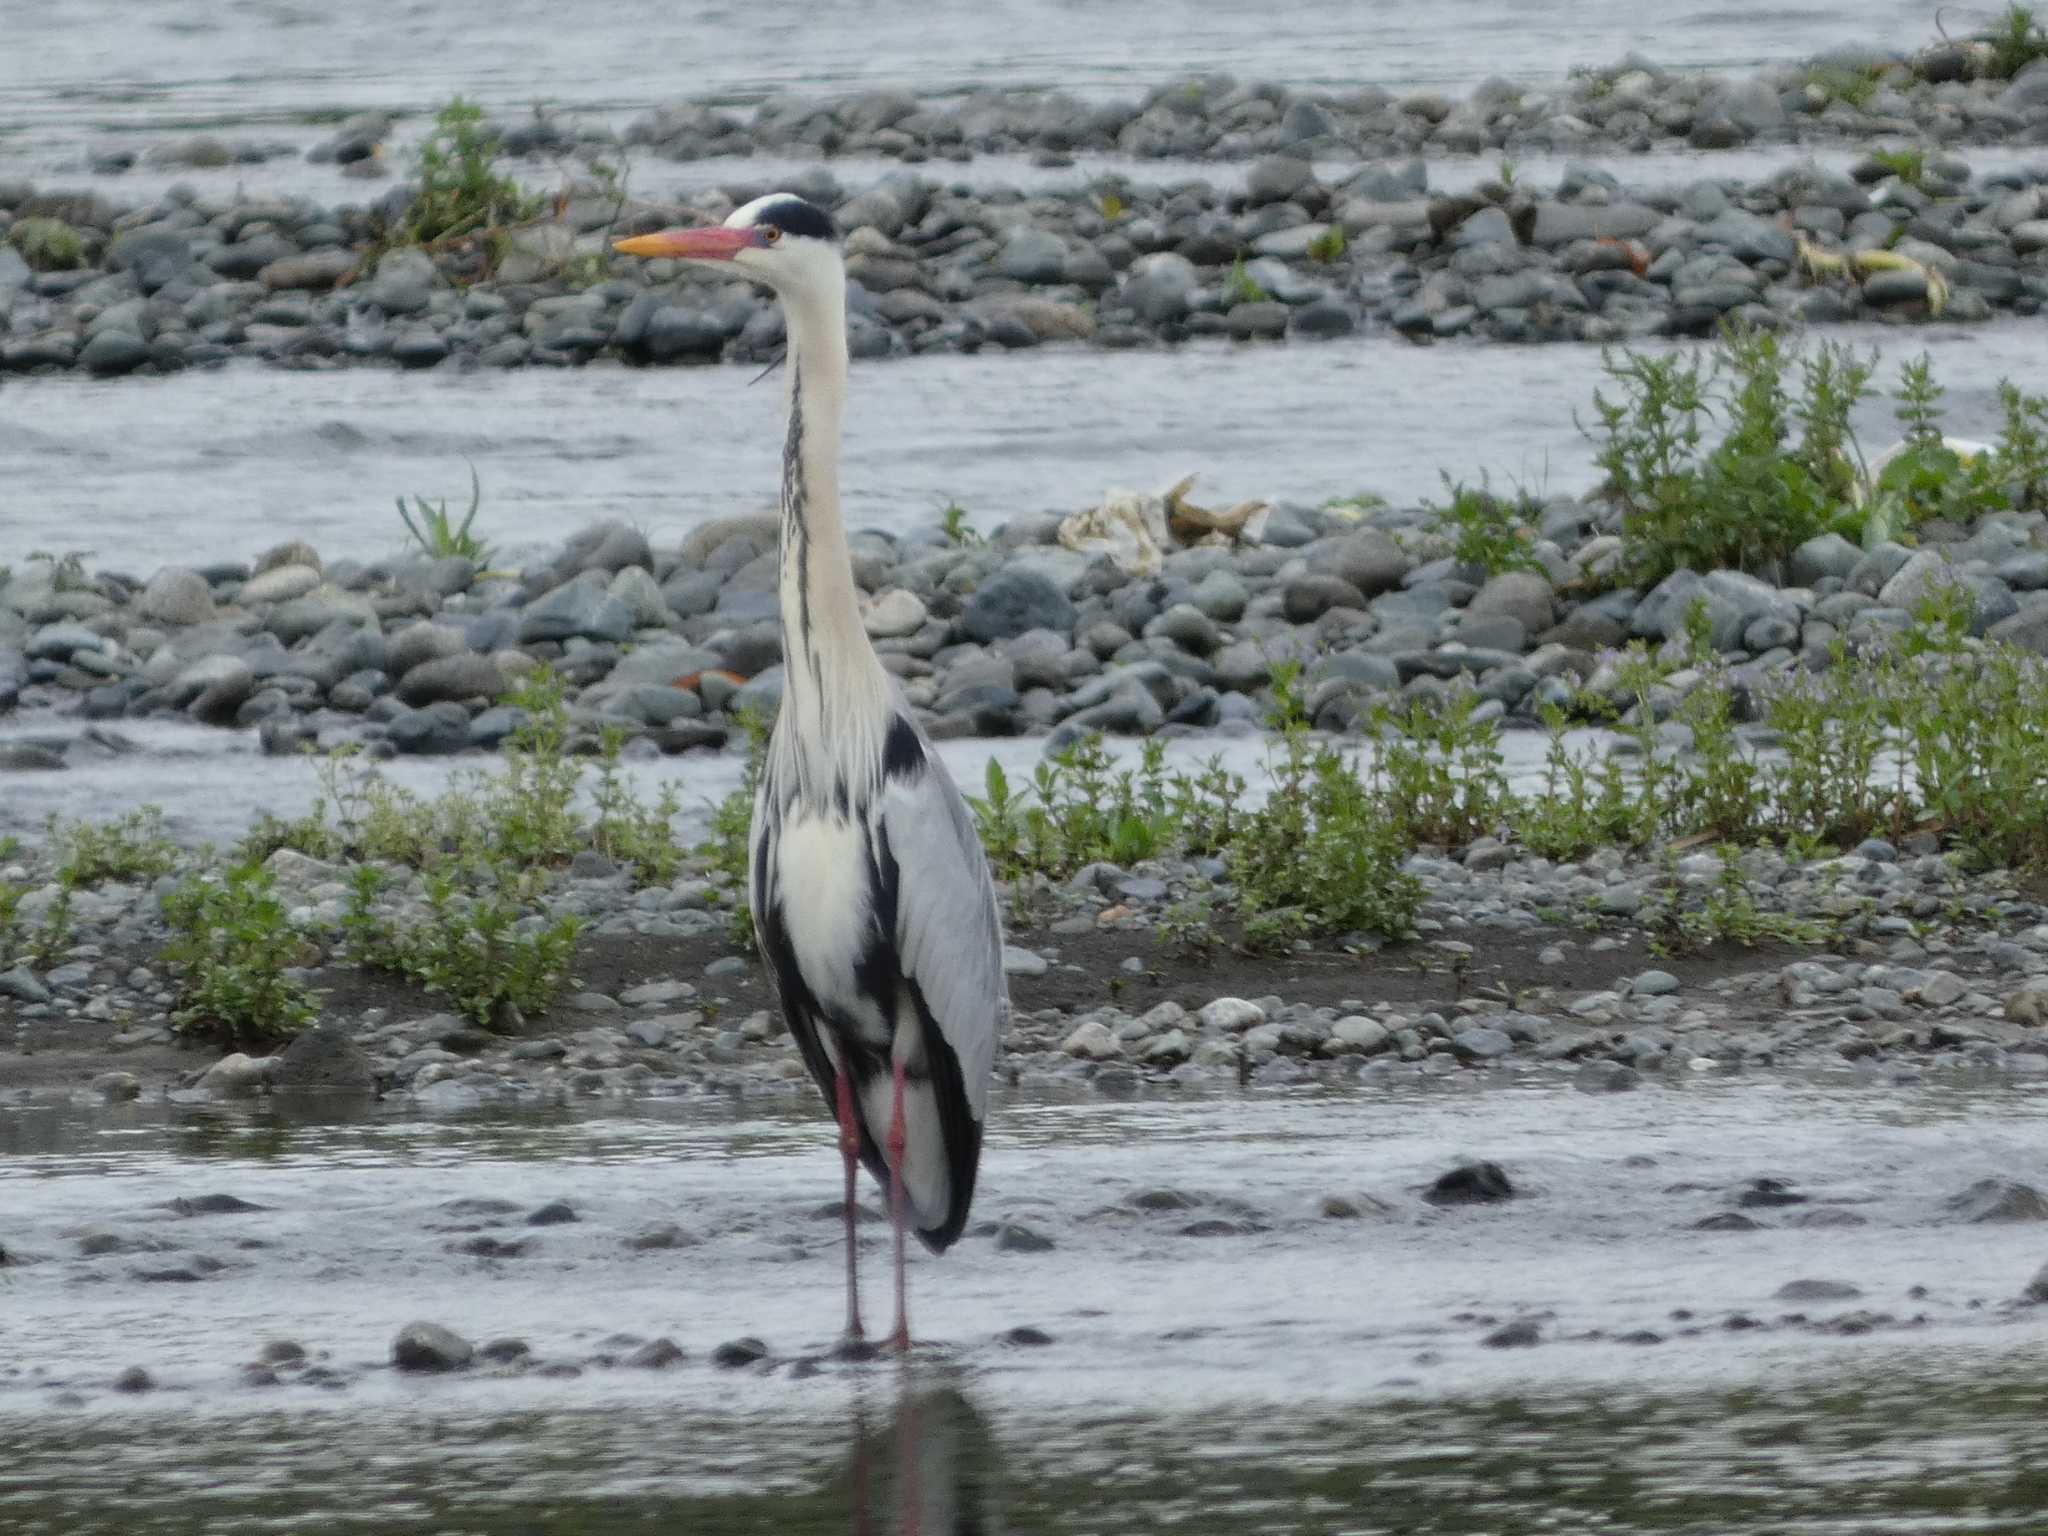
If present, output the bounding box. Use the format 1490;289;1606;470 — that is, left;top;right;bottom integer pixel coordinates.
887;1058;911;1353
835;1065;866;1344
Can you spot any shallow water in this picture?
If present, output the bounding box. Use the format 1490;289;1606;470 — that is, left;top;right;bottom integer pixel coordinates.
6;321;2045;575
2;1081;2045;1531
0;713;1613;849
1;0;1938;175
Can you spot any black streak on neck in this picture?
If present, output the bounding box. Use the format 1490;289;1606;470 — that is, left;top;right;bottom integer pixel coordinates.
780;362;814;654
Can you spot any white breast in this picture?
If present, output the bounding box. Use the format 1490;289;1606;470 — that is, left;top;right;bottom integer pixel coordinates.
773;811;890;1043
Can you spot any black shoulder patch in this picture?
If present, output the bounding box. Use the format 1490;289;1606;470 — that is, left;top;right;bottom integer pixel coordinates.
882;714;925;779
755;194;836;243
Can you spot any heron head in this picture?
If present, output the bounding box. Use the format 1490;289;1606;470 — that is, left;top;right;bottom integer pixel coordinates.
613;192;839;295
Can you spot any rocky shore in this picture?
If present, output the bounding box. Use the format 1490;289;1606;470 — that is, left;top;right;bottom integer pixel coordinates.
8;809;2048;1110
5;479;2048;761
12;50;2048;376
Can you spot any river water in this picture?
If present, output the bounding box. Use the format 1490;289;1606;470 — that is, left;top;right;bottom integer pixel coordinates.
3;1080;2046;1532
6;321;2047;575
2;0;1943;162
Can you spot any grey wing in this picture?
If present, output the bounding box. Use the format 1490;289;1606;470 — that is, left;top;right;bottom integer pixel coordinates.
879;751;1006;1121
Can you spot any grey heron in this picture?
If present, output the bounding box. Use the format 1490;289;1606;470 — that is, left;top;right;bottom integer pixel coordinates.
616;195;1006;1355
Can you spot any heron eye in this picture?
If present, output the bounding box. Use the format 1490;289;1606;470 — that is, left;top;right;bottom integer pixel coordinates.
762;226;782;245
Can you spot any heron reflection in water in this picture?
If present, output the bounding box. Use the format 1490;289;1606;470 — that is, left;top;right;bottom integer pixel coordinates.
843;1374;1002;1535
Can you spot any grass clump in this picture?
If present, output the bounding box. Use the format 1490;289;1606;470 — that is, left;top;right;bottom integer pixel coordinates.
971;669;1419;951
974;736;1229;884
1228;729;1422;950
1642;847;1829;956
1222;257;1272;307
701;707;772;946
1305;226;1347;264
401;96;543;246
591;730;685;885
1985;4;2048;77
7;217;84;272
1426;475;1546;576
161;862;319;1043
1805;64;1883;107
939;502;982;547
396;464;493;563
1586;328;2036;584
342;864;581;1029
1868;146;1927;187
247;669;684;1026
50;807;177;886
1994;381;2048;508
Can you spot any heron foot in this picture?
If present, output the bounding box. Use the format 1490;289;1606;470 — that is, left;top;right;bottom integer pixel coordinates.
832;1334;883;1363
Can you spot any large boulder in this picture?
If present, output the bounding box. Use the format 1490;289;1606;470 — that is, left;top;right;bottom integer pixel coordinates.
960;569;1076;643
136;567;215;627
1465;571;1554;635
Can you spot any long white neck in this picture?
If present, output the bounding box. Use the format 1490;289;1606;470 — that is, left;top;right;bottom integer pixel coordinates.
773;268;890;796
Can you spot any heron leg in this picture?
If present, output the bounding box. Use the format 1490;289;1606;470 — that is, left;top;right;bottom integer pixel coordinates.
887;1058;911;1354
835;1063;865;1344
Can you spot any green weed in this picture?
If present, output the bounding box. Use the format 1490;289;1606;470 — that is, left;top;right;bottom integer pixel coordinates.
1993;382;2048;508
940;502;982;546
1305;226;1347;264
1229;729;1422;949
1222;256;1271;307
1586;329;2021;583
702;706;772;946
1986;4;2048;77
161;863;318;1043
49;807;177;886
396;464;493;563
1806;64;1882;106
591;730;683;884
1643;847;1829;955
6;217;84;272
341;863;581;1029
1426;475;1545;576
402;96;543;246
1369;688;1510;848
1868;146;1926;187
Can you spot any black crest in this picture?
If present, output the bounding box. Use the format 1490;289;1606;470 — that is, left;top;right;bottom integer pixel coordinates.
750;194;836;243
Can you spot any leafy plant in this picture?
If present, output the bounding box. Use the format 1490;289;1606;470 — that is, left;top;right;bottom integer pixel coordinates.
1643;847;1828;955
6;217;84;272
1858;355;2008;535
590;730;683;884
396;464;493;563
402;96;543;246
1305;226;1347;264
1222;257;1271;307
161;863;318;1042
1426;475;1544;576
1583;329;2003;583
1369;688;1510;848
1806;64;1882;106
701;706;772;946
1993;381;2048;508
50;807;177;886
1868;146;1927;188
972;737;1199;885
939;502;982;546
1986;4;2048;78
1229;730;1422;949
0;878;23;969
341;862;580;1029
